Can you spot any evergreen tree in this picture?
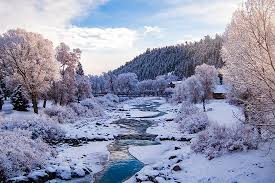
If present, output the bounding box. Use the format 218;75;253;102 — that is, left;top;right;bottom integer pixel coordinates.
10;85;29;111
113;35;223;80
0;78;10;100
0;88;4;110
76;61;84;76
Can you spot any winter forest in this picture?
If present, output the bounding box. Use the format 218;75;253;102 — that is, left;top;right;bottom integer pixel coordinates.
0;0;274;183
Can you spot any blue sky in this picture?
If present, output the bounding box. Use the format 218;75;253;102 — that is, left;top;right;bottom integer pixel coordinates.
0;0;242;74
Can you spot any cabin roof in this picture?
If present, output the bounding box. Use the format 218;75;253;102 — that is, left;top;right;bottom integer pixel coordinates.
213;85;227;94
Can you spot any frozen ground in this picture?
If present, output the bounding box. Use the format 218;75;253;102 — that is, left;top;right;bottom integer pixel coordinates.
127;141;275;183
196;100;243;127
126;99;275;183
2;97;275;183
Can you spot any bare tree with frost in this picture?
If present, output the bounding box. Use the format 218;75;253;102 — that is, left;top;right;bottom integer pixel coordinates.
222;0;275;133
195;64;218;111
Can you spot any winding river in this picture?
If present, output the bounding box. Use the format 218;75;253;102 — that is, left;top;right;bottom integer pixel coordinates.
94;100;166;183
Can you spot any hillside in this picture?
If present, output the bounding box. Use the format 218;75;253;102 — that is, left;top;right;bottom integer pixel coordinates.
113;35;224;80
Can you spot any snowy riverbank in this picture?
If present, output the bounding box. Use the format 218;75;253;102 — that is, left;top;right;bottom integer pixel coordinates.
1;97;275;183
126;99;275;183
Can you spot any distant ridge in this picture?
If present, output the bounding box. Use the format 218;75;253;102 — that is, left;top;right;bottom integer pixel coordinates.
113;35;224;80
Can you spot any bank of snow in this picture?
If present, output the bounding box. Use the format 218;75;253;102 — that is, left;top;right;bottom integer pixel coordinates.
196;100;243;127
127;99;275;183
127;141;275;183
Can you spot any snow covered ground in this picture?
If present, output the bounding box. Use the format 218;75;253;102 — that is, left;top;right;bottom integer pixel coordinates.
126;99;275;183
196;100;243;127
52;141;111;176
1;97;275;183
127;141;275;183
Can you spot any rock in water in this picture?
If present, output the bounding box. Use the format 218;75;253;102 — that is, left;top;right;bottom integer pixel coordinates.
172;165;182;171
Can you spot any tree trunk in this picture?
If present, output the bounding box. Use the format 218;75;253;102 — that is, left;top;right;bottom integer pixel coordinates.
202;98;206;112
43;99;47;108
244;104;249;123
31;94;39;114
60;94;63;106
257;126;262;139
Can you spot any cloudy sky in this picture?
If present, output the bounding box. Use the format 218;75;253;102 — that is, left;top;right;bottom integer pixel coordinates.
0;0;242;75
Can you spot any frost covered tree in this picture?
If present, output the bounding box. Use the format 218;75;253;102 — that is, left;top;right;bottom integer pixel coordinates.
172;81;187;103
154;74;178;95
76;61;84;76
113;35;223;80
103;72;117;93
10;85;29;111
172;76;202;104
89;75;109;94
0;87;4;110
222;0;275;131
0;29;59;113
52;43;80;105
75;61;91;102
138;79;156;96
115;73;138;94
75;75;91;102
195;64;218;111
185;75;204;104
0;78;9;100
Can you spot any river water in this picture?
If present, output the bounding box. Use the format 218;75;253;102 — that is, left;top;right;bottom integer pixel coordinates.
94;100;166;183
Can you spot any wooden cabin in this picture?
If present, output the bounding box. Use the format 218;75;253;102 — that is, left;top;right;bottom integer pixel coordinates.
212;85;227;99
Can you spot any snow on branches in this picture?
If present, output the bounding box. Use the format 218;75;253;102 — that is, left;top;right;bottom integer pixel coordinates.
0;29;60;113
172;64;218;111
222;0;275;132
191;124;259;159
0;130;53;180
176;102;209;134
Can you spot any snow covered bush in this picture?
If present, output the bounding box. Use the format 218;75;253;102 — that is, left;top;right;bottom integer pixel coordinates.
191;124;259;159
103;93;119;103
44;105;77;123
0;130;53;180
180;112;209;134
80;98;105;117
44;99;105;123
69;102;103;118
96;94;119;108
176;102;200;118
0;116;65;142
175;102;209;134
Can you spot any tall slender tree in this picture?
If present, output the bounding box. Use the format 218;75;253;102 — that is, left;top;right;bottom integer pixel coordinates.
53;43;80;105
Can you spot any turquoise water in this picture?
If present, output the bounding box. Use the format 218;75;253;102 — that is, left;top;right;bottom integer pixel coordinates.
95;100;165;183
97;159;143;183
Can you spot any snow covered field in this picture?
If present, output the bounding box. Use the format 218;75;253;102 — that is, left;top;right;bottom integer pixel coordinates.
1;97;275;183
126;99;275;183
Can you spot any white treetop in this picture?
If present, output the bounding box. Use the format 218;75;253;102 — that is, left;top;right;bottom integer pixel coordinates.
0;29;60;113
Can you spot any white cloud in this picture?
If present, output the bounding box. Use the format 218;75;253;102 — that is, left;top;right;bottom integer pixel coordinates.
45;26;138;50
0;0;139;75
153;0;242;26
0;0;106;31
144;26;161;35
0;0;244;75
